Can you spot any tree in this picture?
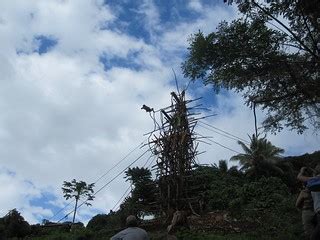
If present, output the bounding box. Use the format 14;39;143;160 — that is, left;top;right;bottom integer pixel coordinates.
216;160;229;174
2;209;30;239
62;179;95;223
87;213;122;231
230;134;285;178
124;167;156;217
125;167;156;204
182;0;320;133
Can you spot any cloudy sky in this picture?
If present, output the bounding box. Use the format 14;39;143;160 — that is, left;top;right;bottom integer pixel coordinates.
0;0;319;224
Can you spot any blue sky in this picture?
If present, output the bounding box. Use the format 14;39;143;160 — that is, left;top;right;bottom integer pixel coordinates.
0;0;319;225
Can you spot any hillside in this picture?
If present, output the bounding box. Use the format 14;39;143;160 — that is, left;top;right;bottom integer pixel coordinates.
2;150;320;239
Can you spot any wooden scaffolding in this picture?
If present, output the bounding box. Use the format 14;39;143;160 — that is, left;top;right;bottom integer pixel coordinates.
146;90;206;214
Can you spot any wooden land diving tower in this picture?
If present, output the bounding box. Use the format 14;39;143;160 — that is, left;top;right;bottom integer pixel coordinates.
145;90;205;214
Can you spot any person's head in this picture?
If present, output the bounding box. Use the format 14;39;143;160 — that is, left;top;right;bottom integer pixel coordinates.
126;215;138;227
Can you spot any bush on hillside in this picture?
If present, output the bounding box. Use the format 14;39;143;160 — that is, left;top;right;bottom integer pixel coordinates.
87;213;122;231
0;209;31;239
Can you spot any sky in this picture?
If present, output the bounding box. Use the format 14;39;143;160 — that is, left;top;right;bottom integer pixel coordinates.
0;0;319;224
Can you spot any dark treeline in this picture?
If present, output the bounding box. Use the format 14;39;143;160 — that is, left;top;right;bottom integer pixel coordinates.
1;151;319;240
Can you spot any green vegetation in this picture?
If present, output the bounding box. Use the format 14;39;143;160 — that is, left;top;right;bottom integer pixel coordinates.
62;179;95;223
182;0;320;133
0;209;30;239
1;151;320;239
230;134;286;178
123;167;157;217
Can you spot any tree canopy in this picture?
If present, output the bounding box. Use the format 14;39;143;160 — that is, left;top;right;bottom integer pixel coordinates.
123;167;156;217
0;209;30;239
182;0;320;133
62;179;95;223
230;134;286;178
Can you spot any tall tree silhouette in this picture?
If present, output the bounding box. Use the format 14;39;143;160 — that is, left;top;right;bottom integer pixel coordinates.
231;135;285;178
2;209;30;239
62;179;95;223
123;167;156;217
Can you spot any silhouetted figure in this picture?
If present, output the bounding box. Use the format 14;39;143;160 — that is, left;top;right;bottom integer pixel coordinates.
167;210;189;239
110;215;149;240
296;177;315;239
297;165;320;240
141;104;153;112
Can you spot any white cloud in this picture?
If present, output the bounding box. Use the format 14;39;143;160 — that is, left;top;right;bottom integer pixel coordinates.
0;168;52;223
139;0;162;40
196;92;320;167
188;0;203;12
159;5;237;54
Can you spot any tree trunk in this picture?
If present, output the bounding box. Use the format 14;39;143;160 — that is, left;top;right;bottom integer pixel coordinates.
72;198;78;223
253;102;258;137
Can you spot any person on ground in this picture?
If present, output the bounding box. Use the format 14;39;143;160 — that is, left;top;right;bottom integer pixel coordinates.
296;168;315;239
297;165;320;240
110;215;149;240
167;210;189;240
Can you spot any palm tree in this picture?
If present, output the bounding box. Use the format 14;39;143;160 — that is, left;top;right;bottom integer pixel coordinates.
230;134;285;178
62;179;95;223
217;160;228;174
213;160;241;177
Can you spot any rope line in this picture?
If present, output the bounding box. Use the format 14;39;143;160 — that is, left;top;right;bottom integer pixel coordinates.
196;132;241;154
206;138;241;154
198;123;243;143
93;140;147;184
111;186;131;212
111;152;154;212
48;200;75;221
199;121;249;144
49;140;146;221
94;149;150;196
57;148;150;223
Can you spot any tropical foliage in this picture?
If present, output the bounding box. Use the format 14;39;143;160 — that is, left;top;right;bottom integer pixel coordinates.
230;134;286;178
86;213;122;232
182;0;320;133
0;209;30;239
122;167;157;217
4;149;320;239
62;179;95;223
